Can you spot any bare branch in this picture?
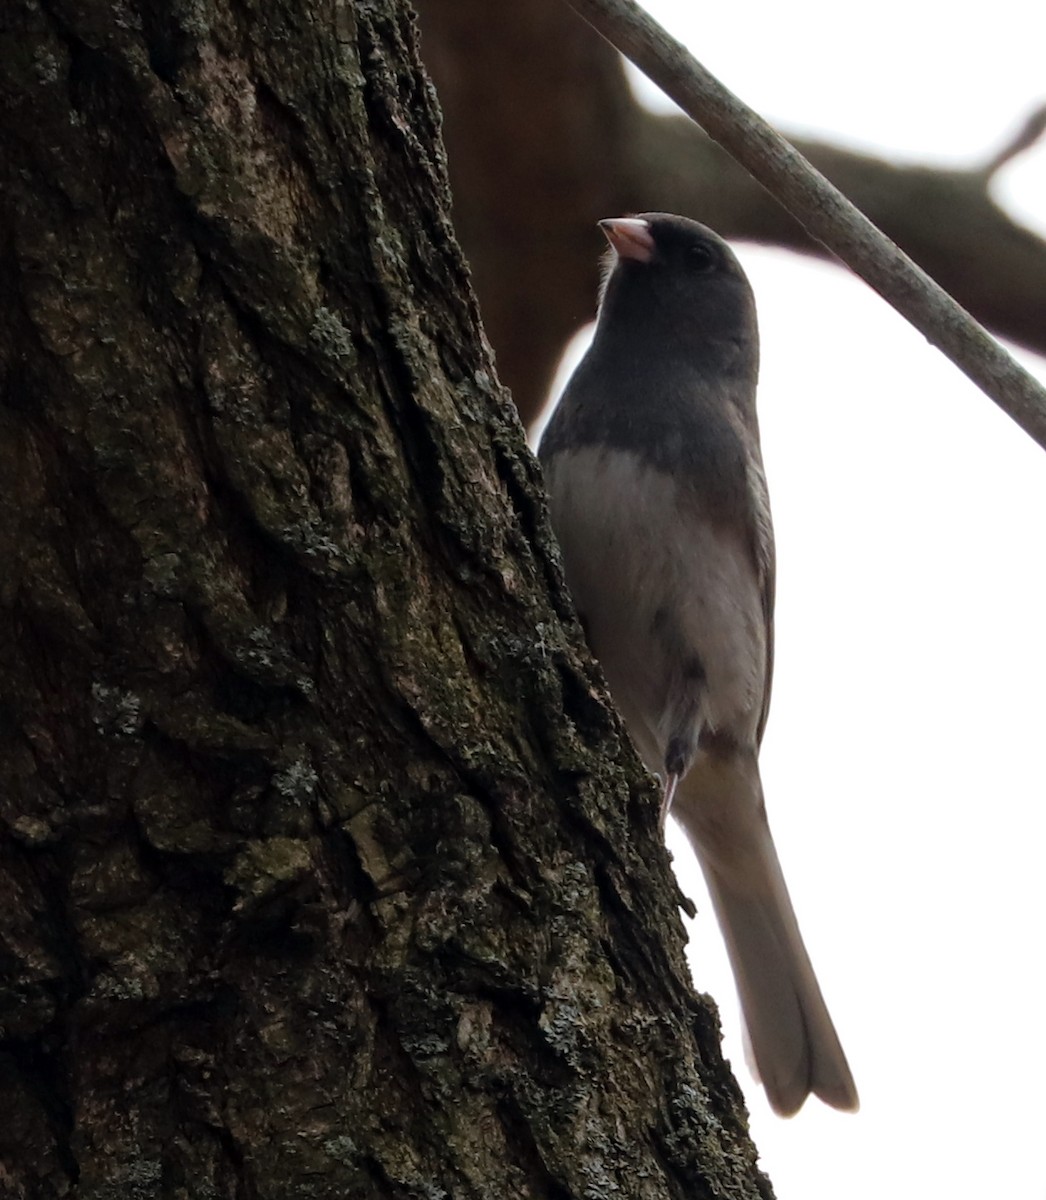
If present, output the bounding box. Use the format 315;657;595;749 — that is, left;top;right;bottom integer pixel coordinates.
981;102;1046;178
563;0;1046;452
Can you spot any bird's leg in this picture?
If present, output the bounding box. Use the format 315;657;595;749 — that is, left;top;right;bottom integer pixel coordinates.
660;731;691;835
659;772;679;835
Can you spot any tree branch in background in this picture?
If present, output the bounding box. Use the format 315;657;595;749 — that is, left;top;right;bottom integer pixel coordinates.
563;0;1046;452
631;113;1046;371
416;0;1046;430
980;103;1046;177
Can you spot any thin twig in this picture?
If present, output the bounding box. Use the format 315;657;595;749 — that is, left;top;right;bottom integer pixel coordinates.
981;103;1046;178
563;0;1046;452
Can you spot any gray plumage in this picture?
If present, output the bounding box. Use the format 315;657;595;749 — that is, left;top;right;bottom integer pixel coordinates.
539;213;857;1117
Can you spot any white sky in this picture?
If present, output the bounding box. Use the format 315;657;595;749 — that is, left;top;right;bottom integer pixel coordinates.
547;3;1046;1195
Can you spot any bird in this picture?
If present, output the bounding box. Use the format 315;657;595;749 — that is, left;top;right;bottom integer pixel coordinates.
538;212;858;1117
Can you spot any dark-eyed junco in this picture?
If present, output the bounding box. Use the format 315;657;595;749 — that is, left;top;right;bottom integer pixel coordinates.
539;213;857;1117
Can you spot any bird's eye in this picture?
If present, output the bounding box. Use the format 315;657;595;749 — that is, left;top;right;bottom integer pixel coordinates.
689;244;716;272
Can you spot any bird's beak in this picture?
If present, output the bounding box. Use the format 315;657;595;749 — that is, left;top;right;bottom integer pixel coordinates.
599;217;655;263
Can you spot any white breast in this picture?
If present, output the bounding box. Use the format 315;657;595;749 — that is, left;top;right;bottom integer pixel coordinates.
543;446;768;771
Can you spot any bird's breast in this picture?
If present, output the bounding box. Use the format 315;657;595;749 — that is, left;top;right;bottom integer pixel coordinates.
543;446;768;766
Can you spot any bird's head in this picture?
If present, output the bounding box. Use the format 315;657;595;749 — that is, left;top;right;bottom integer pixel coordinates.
596;213;758;364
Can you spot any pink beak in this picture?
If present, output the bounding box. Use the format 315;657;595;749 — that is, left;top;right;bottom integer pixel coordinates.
599;217;655;263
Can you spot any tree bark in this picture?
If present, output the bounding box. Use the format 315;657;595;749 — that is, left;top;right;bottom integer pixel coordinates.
0;2;770;1196
418;0;1046;427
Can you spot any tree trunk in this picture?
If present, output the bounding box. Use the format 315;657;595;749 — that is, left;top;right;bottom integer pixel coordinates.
0;2;770;1196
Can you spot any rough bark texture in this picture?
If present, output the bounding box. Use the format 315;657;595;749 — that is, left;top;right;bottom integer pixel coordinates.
418;0;1046;427
0;1;771;1197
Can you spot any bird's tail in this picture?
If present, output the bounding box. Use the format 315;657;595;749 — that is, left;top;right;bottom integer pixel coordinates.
672;760;858;1117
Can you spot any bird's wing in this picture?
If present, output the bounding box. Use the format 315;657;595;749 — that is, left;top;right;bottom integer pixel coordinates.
746;452;776;746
